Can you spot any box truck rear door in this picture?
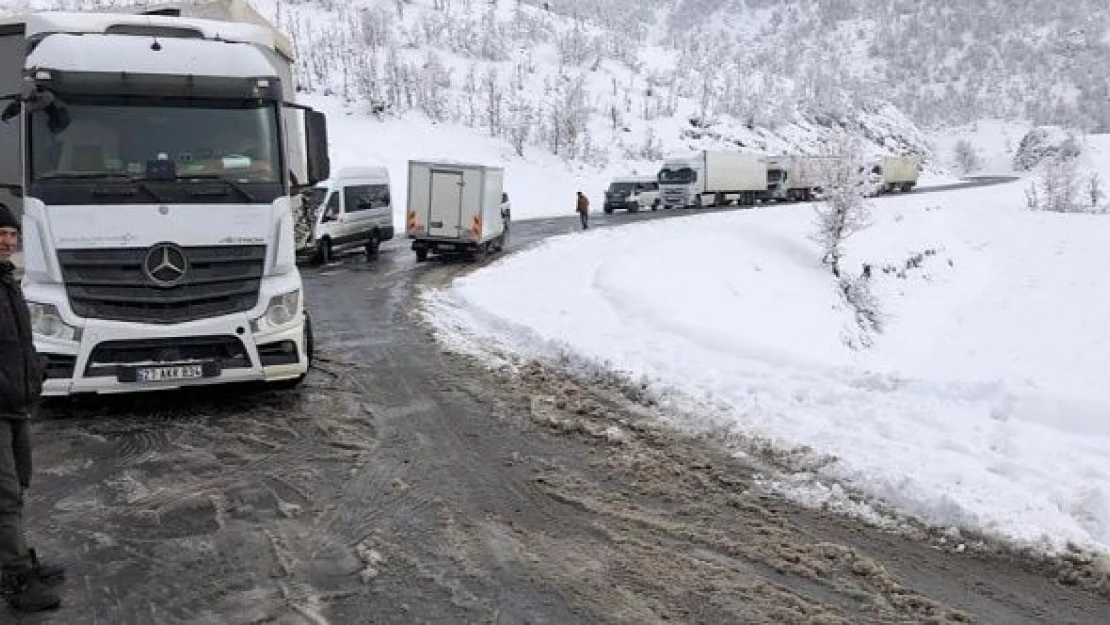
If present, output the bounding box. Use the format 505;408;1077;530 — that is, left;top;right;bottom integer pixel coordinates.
429;170;463;238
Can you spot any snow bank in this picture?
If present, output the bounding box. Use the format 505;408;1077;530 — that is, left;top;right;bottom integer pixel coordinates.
424;145;1110;556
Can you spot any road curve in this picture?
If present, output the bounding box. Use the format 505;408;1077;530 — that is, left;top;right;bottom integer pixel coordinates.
22;173;1109;624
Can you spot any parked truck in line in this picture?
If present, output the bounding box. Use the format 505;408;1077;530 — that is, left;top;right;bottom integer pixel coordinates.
406;160;508;262
865;155;920;194
764;155;826;202
0;0;330;395
657;151;767;208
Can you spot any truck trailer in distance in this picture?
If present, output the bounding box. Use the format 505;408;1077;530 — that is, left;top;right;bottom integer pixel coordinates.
657;151;767;209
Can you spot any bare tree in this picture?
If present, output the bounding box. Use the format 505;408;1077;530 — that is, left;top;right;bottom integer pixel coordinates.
482;67;503;136
811;142;871;278
952;138;981;176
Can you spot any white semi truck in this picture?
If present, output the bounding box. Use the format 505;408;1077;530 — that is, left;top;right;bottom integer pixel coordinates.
0;0;330;395
657;151;767;208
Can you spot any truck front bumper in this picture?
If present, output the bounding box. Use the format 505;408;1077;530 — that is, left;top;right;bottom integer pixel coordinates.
38;314;307;396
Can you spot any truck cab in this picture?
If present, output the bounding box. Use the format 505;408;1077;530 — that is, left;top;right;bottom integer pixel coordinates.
1;4;329;395
657;156;701;209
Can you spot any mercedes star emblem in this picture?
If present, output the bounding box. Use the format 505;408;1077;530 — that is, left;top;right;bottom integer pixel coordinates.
143;243;189;287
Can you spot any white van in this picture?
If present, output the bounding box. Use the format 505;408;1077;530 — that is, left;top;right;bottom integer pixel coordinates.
303;167;395;264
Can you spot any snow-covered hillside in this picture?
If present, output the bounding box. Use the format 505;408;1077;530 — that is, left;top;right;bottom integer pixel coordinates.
423;135;1110;558
642;0;1110;133
0;0;944;222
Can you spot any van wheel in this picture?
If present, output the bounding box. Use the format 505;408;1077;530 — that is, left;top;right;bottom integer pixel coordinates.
314;238;332;265
365;231;381;258
415;248;429;262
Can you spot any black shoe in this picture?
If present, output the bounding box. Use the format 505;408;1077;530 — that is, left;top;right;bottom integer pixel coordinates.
1;570;61;613
28;548;66;585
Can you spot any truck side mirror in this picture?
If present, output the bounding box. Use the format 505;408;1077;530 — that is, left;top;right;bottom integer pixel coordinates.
305;109;330;186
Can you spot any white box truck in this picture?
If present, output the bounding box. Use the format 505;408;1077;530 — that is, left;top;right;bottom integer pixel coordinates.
866;155;920;194
0;0;331;395
657;151;767;208
406;160;508;262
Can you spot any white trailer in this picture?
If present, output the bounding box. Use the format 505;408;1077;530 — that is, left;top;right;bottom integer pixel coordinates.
0;0;330;395
867;155;920;193
764;155;841;202
657;151;767;208
406;160;508;262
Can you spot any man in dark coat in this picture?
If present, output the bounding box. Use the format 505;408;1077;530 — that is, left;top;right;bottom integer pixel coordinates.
0;203;65;613
576;191;589;230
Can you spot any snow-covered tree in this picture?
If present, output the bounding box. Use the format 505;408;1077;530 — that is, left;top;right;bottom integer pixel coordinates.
811;142;871;279
952;139;981;176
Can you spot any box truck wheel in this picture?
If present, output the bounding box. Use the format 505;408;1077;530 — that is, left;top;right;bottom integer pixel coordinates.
365;231;381;258
901;182;914;192
314;238;332;265
415;247;429;262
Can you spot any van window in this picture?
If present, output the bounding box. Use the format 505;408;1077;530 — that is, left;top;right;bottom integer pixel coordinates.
344;184;391;212
325;192;340;216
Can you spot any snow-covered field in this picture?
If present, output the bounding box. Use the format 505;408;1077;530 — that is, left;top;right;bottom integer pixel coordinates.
424;136;1110;557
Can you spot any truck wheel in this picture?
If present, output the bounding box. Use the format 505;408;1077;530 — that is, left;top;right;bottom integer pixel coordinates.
365;231;381;258
603;207;614;214
651;200;660;211
901;182;915;192
415;248;429;262
314;238;332;265
694;195;703;209
629;204;639;213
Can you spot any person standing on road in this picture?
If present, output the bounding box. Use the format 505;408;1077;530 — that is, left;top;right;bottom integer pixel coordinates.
0;203;65;614
576;191;589;230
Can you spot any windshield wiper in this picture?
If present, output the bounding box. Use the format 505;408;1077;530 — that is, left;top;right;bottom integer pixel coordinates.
176;174;256;202
38;172;166;202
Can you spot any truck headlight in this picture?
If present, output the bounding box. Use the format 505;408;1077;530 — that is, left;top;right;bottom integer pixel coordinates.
28;302;81;342
251;290;301;333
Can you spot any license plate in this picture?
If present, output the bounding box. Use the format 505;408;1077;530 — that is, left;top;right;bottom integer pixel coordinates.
135;364;205;383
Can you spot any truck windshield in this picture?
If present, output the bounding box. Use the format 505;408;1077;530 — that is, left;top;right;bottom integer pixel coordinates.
658;168;696;184
28;95;283;204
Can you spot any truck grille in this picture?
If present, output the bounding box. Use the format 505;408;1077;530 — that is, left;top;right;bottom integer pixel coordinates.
58;245;265;324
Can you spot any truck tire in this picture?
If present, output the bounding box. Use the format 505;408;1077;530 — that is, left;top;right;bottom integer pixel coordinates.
365;231;381;258
603;207;614;214
314;238;332;265
415;247;429;262
901;182;915;192
629;203;640;213
694;195;703;209
652;199;660;211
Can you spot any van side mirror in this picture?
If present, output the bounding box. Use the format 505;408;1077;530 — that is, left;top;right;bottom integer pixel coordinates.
304;109;330;186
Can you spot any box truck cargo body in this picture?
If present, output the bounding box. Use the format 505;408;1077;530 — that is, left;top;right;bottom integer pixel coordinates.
657;151;767;208
0;0;330;396
867;155;919;194
406;161;507;261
